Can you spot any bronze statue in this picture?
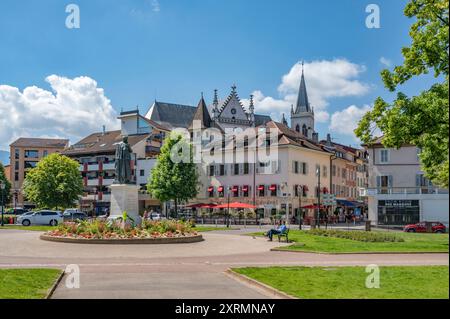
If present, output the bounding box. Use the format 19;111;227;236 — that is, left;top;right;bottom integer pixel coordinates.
114;136;133;184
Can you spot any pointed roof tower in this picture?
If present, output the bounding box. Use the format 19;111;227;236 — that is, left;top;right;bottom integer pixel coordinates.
294;61;311;114
281;113;288;126
189;93;213;129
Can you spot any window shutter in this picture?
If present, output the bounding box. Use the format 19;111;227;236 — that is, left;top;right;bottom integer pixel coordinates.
239;163;243;175
388;175;393;187
376;176;381;187
415;174;421;187
292;161;296;173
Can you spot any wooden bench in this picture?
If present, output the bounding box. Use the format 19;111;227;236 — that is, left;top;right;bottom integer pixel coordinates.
277;228;290;242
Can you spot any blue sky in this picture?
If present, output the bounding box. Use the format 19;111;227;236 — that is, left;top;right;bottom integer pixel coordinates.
0;0;440;155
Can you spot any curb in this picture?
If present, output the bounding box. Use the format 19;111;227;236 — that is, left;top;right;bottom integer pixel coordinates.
40;234;204;245
270;247;449;255
225;269;297;299
45;270;65;299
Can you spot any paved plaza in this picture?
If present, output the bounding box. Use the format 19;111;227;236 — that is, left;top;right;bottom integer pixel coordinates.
0;228;448;299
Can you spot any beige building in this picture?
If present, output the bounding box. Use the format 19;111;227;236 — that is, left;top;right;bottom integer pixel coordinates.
9;138;69;208
363;138;449;226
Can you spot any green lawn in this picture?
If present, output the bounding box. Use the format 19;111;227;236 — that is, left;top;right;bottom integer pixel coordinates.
194;226;239;232
0;225;57;232
0;269;62;299
249;230;449;253
233;266;449;299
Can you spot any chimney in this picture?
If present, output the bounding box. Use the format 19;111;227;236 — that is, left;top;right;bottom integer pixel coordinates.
312;132;319;143
326;133;332;147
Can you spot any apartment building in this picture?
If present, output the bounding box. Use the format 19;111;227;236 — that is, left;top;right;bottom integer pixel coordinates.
63;110;169;214
9;138;69;208
363;137;449;226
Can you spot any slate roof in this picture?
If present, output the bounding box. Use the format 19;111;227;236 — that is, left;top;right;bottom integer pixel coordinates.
10;138;69;148
147;100;272;129
146;101;198;129
294;70;311;114
62;130;148;156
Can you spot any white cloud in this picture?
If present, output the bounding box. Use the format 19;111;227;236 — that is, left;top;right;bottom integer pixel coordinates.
242;59;370;124
0;75;120;150
151;0;160;12
329;105;371;137
379;56;392;67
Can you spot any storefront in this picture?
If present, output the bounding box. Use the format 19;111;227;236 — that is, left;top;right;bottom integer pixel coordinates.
377;200;420;225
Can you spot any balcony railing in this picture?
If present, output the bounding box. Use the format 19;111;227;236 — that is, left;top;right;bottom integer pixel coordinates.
362;187;449;196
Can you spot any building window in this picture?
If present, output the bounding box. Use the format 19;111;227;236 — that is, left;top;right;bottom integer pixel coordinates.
232;186;239;197
380;149;390;163
258;185;265;197
302;124;308;136
140;170;145;177
233;164;239;175
43;150;48;157
378;200;420;225
15;161;19;170
24;161;37;169
322;166;327;178
14;148;20;159
209;165;215;177
342;168;347;179
295;124;300;132
242;185;249;197
243;163;249;175
15;172;19;181
219;164;225;176
293;161;299;174
24;150;39;158
300;162;308;175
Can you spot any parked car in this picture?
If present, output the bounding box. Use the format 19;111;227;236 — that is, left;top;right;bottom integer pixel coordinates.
6;207;29;215
62;209;88;222
17;210;63;226
149;212;165;221
403;222;447;233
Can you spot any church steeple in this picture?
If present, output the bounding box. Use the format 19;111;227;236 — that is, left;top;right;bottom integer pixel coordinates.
281;113;288;126
294;61;311;114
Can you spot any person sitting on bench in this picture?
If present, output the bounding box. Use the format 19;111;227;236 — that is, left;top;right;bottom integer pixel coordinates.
266;221;287;241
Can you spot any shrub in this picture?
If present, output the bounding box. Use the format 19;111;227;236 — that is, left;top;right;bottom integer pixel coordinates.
308;228;404;242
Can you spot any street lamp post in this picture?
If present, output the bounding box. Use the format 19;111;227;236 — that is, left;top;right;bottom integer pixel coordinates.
0;182;5;227
297;185;303;230
316;166;321;229
226;186;231;228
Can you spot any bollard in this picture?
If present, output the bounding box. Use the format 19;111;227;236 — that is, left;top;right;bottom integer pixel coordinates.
365;220;371;232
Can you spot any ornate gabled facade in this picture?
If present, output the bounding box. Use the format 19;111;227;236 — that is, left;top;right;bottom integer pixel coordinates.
213;85;255;131
291;63;316;139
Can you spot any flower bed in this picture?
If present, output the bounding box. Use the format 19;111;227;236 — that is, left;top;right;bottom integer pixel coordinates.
43;219;200;240
308;228;404;243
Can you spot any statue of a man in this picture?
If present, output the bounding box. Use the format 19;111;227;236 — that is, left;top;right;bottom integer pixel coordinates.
114;136;133;184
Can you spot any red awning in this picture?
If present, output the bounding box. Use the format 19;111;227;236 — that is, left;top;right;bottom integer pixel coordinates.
232;186;239;192
208;186;214;192
258;185;265;191
269;184;277;191
218;186;224;192
215;202;257;209
242;185;249;192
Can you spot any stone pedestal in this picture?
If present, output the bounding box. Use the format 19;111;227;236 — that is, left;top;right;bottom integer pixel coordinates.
109;184;141;225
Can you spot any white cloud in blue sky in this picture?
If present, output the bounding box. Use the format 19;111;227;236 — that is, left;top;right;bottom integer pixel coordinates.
379;57;392;67
0;75;119;149
242;59;371;125
329;104;372;139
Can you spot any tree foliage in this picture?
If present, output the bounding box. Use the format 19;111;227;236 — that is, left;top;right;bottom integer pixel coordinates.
0;163;12;205
23;153;83;209
147;133;199;212
356;0;449;187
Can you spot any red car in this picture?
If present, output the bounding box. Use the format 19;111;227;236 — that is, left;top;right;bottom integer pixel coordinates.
404;222;447;233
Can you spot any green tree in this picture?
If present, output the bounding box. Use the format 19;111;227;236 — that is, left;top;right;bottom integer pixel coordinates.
23;153;83;209
147;133;199;215
0;163;12;205
356;0;449;187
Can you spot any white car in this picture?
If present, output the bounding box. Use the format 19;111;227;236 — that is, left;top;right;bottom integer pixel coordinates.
17;210;64;226
149;212;165;221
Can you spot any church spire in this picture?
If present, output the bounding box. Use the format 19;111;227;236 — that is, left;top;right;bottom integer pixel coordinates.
294;61;311;114
281;113;288;126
